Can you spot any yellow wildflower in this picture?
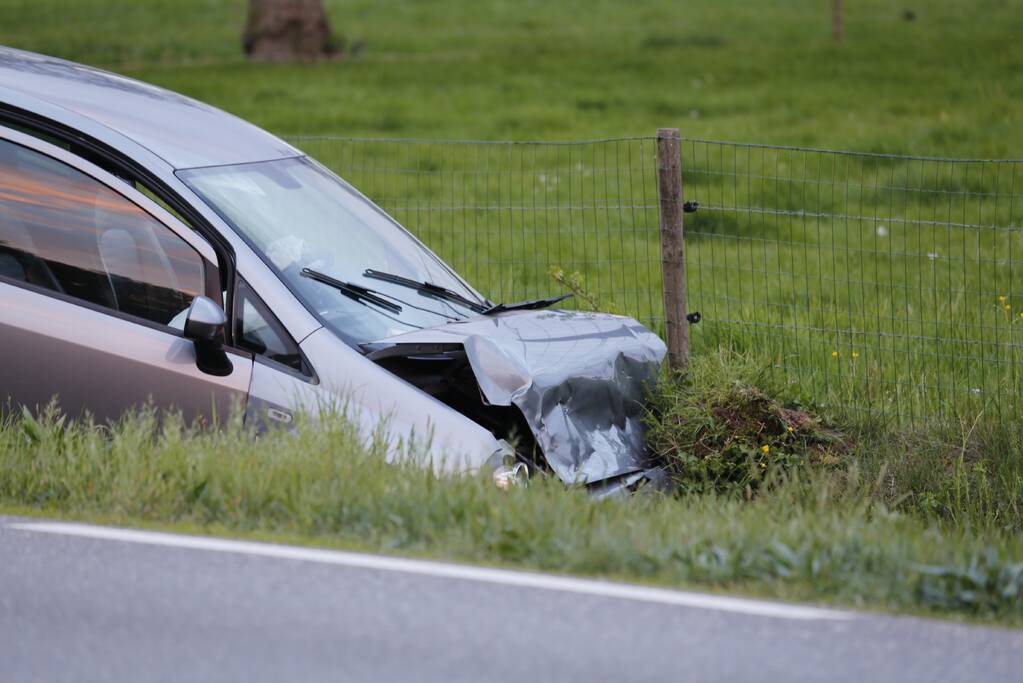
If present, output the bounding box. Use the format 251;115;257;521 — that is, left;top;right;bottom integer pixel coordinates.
831;351;838;358
761;444;770;454
998;295;1008;302
852;351;860;358
787;426;794;433
759;462;767;469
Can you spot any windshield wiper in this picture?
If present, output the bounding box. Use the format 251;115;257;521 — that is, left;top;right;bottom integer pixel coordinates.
482;294;572;315
301;268;402;314
363;269;572;317
363;269;488;314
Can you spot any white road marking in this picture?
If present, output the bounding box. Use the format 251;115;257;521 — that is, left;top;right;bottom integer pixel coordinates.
9;521;852;621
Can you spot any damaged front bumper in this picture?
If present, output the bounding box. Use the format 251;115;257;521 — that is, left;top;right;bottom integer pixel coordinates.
363;309;668;488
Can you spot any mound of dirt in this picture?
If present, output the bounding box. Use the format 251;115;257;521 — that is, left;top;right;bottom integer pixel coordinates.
647;377;851;496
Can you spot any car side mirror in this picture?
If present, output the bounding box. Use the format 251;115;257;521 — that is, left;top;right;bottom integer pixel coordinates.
184;296;232;376
184;295;227;344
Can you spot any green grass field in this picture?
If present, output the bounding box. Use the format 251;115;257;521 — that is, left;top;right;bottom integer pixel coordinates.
2;0;1021;155
3;0;1023;621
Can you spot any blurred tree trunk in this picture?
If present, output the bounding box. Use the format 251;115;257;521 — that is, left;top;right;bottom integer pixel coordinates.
242;0;337;62
832;0;844;42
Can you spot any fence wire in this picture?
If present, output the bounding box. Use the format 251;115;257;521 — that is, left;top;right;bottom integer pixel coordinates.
683;140;1023;423
290;135;1023;424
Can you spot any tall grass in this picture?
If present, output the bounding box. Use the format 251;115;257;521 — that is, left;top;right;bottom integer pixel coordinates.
647;350;1023;532
3;355;1022;624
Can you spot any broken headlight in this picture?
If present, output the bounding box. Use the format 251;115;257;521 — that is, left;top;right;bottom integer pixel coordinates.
486;443;529;489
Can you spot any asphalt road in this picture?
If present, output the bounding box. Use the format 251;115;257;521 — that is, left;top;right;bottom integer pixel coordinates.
2;518;1021;683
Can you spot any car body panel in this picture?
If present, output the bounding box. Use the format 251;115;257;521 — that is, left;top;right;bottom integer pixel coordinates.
0;47;299;169
298;326;506;471
0;282;252;423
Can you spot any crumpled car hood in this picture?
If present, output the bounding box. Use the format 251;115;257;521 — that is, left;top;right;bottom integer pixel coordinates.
364;310;667;484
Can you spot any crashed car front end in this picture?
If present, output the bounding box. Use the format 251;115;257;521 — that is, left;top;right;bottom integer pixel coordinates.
364;309;668;488
181;155;669;490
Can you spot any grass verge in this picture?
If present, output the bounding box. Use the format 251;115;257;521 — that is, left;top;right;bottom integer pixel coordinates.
3;356;1022;626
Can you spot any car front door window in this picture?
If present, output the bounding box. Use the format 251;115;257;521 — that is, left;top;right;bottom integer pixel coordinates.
0;138;204;328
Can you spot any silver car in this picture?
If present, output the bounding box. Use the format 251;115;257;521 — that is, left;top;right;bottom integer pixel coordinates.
0;47;667;491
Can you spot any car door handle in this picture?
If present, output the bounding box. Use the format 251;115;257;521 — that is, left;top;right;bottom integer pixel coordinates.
266;407;293;424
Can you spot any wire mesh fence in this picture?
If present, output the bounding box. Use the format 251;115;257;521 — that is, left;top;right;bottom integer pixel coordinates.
683;140;1023;423
290;135;1023;424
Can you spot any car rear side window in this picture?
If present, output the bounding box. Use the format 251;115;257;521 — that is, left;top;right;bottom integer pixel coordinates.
0;138;204;328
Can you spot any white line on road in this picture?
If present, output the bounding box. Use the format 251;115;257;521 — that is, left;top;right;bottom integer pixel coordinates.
9;521;852;621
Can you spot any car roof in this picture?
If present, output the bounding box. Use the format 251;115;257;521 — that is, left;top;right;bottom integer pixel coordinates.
0;46;300;170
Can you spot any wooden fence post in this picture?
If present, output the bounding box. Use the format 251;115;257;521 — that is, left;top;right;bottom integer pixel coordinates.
656;127;689;371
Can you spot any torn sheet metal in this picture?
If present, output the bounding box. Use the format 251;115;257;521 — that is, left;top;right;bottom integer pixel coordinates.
364;309;667;484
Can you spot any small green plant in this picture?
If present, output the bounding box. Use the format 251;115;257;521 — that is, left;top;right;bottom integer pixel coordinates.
548;266;620;314
914;547;1023;615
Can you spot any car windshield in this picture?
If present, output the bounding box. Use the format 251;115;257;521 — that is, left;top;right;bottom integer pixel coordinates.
179;157;484;345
